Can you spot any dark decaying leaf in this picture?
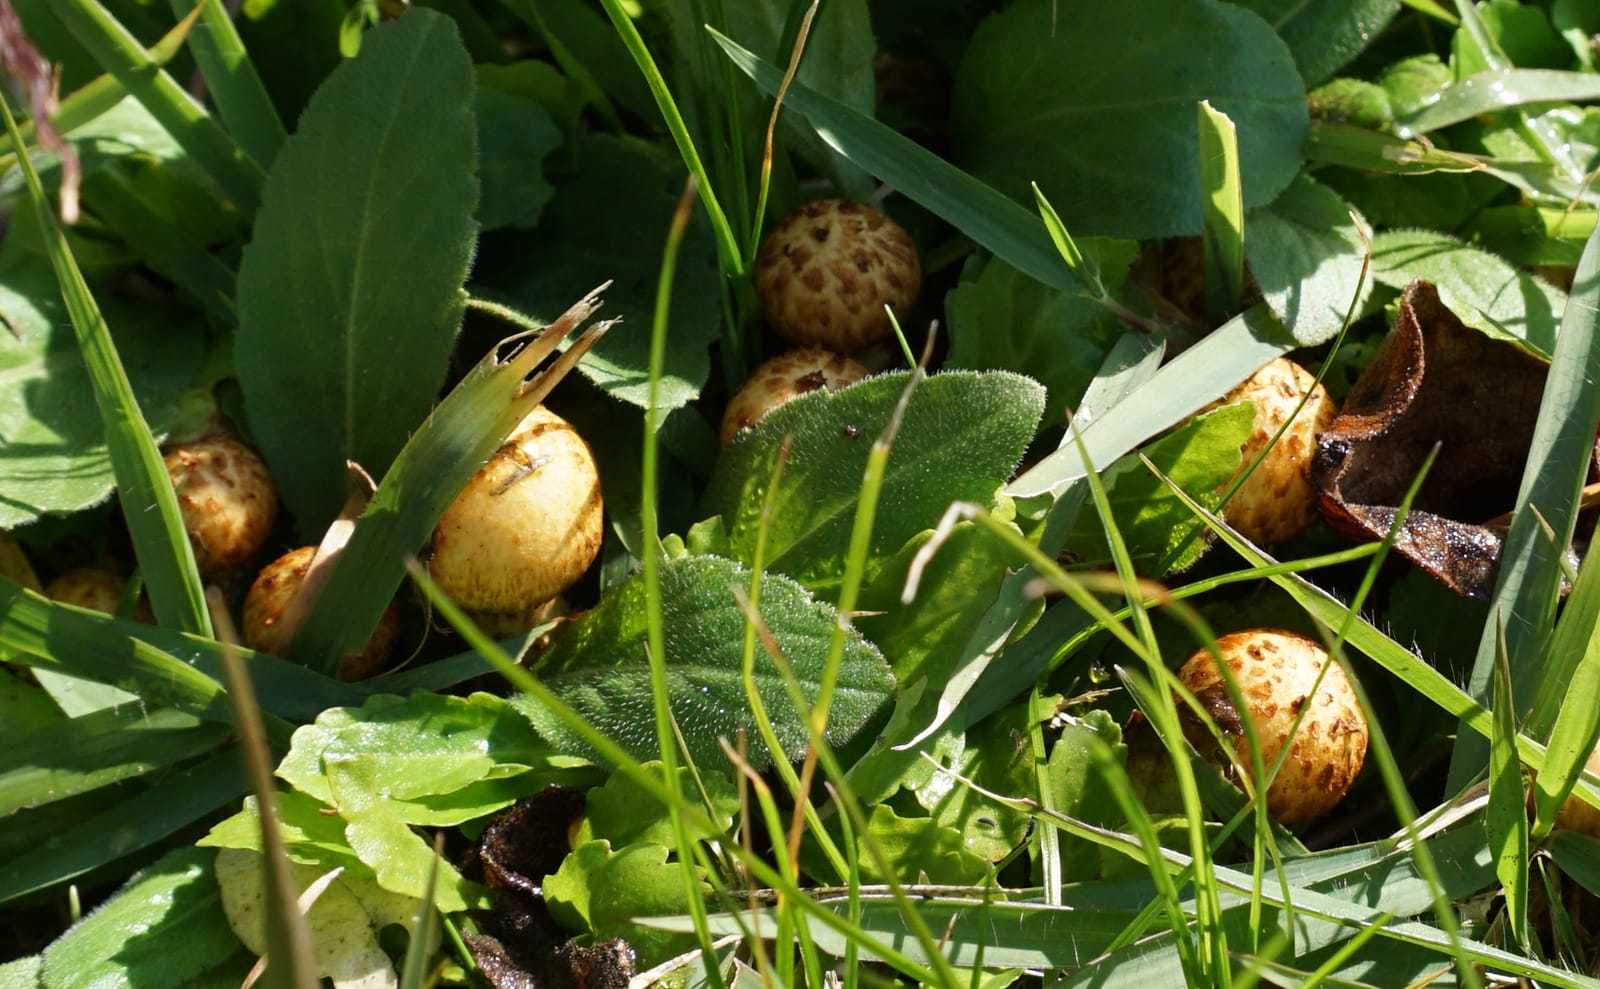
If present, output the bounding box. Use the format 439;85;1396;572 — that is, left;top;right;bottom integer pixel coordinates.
464;786;635;989
1312;279;1579;600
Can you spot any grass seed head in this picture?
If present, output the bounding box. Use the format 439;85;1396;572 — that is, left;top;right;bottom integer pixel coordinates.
754;198;920;353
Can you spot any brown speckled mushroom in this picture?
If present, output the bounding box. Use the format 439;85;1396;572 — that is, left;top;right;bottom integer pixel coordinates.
163;434;278;576
720;347;869;446
242;546;402;681
1211;358;1337;545
754;199;920;353
1177;628;1368;824
429;405;603;623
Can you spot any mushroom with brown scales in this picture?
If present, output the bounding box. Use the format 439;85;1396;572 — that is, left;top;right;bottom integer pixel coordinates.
429;405;603;631
163;434;278;576
45;566;153;622
1208;357;1337;546
753;199;921;353
720;347;869;446
1176;628;1369;824
241;546;402;682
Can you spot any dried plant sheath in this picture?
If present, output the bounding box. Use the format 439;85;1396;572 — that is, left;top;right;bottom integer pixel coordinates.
1313;280;1562;600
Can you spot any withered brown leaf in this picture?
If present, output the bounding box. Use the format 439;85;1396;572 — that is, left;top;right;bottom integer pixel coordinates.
1312;280;1552;600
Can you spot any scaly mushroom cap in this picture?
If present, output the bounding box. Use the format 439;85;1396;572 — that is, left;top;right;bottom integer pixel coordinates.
1214;358;1337;545
163;434;278;575
429;405;603;615
1178;629;1368;824
720;347;868;446
754;199;920;352
46;566;152;621
241;546;401;682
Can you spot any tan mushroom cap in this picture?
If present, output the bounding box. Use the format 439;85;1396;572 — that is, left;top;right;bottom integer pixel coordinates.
1213;357;1337;546
429;405;603;616
163;434;278;575
720;348;869;446
1178;628;1368;824
754;199;921;353
241;546;401;681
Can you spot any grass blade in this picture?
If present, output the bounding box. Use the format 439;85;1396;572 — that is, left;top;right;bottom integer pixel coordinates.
1487;623;1530;950
1530;543;1600;837
1197;100;1245;321
0;96;210;636
164;0;286;170
48;0;265;215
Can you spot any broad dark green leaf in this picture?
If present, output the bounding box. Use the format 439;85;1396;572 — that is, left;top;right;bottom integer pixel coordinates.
510;555;894;769
1234;0;1400;85
950;0;1307;239
473;80;562;230
1245;175;1372;345
471;135;720;410
945;253;1134;423
0;259;199;528
236;10;478;534
1371;229;1566;358
702;371;1045;595
0;706;228;816
39;847;242;989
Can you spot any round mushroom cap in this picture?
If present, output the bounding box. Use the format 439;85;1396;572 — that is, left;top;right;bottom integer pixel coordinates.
163;434;278;575
754;199;920;353
46;566;152;621
429;405;603;615
720;347;869;446
241;546;401;681
1213;358;1337;545
1178;628;1368;824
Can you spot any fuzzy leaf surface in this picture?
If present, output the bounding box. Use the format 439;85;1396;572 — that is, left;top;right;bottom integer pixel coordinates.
1245;175;1373;345
236;10;478;534
1234;0;1400;85
950;0;1306;239
510;555;894;769
702;371;1046;595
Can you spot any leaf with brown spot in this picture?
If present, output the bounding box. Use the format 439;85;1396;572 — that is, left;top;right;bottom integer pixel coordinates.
1312;280;1564;600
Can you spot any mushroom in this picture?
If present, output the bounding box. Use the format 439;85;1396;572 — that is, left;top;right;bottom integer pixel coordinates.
428;405;602;623
1177;628;1368;824
753;199;920;353
163;434;278;575
1210;358;1336;545
45;566;152;622
241;546;401;681
720;347;869;446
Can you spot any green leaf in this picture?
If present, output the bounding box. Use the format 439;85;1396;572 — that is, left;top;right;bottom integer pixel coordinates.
0;706;228;816
949;0;1307;239
0;956;40;989
275;692;549;806
0;264;199;529
1396;69;1600;136
856;804;989;884
473;79;562;230
702;371;1046;595
1531;547;1600;834
509;555;894;769
1232;0;1401;85
1488;631;1530;948
1044;710;1129;882
236;9;479;534
906;701;1036;863
945;254;1133;423
1245;174;1373;345
40;846;241;989
1371;228;1566;358
1070;403;1254;573
581;762;739;850
544;839;705;968
1197;101;1245;323
471;134;719;410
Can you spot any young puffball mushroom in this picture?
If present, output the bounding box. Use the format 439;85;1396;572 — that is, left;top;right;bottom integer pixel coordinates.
1210;357;1337;545
1177;628;1368;824
163;434;278;575
242;546;401;682
720;347;869;446
429;405;602;630
46;566;153;622
753;199;921;353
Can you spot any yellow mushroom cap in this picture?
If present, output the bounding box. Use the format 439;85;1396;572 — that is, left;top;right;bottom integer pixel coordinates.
1178;628;1368;824
754;199;920;353
241;546;400;682
1214;358;1337;545
720;347;868;446
163;434;278;575
429;405;603;615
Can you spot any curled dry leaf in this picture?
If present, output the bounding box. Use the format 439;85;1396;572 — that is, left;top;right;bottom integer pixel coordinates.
1312;280;1572;600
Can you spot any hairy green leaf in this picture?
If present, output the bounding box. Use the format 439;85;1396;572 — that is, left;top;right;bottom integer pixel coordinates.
236;10;478;534
703;371;1045;595
510;555;894;769
1234;0;1400;85
1245;174;1372;345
